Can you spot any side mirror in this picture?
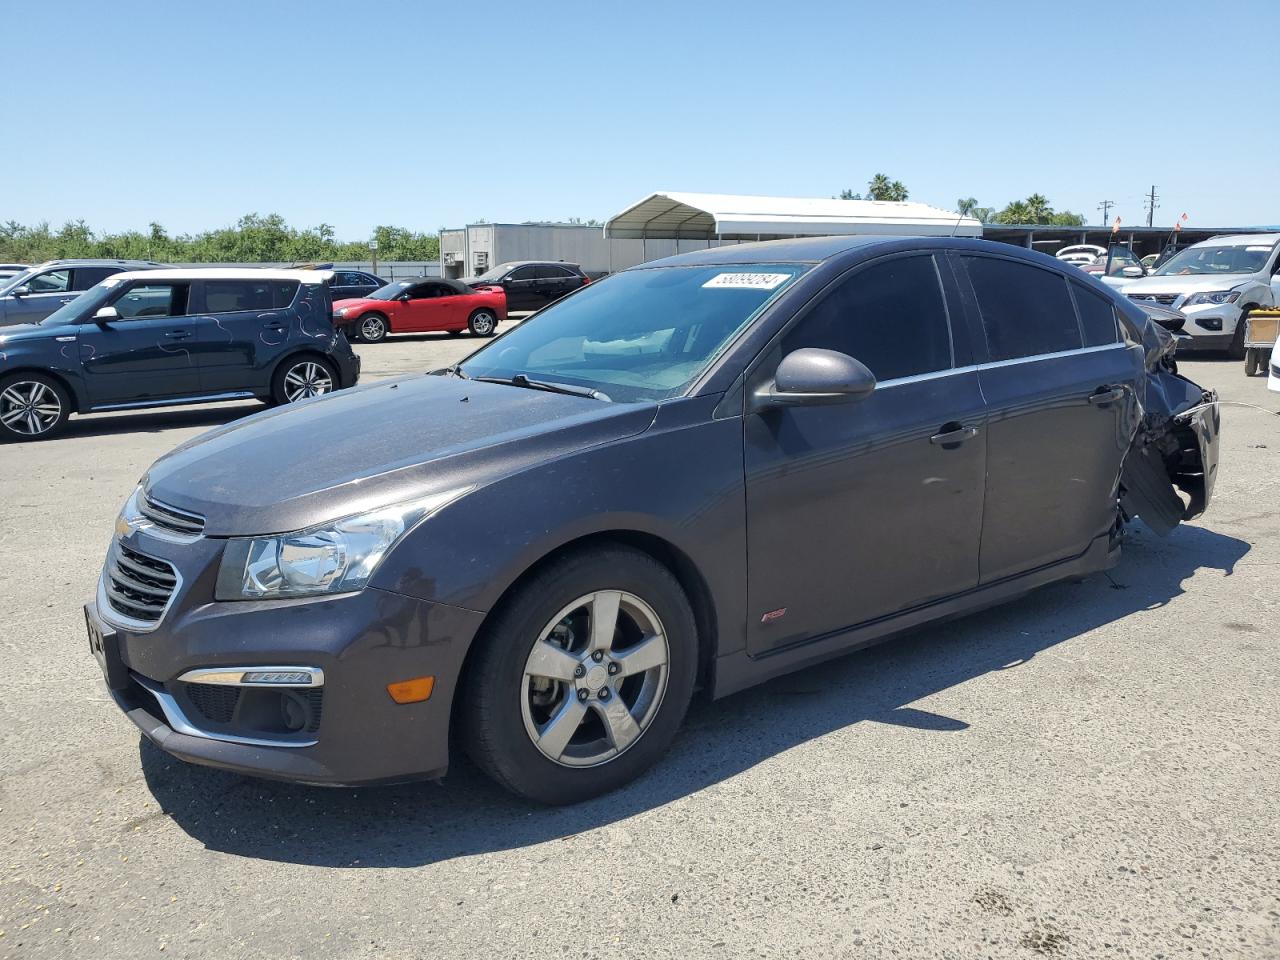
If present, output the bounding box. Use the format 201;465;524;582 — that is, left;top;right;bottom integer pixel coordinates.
11;285;30;297
751;348;877;412
1121;265;1144;278
92;306;120;324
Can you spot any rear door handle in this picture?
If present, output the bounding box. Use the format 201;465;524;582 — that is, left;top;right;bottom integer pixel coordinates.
264;321;286;330
1088;386;1125;406
930;424;979;446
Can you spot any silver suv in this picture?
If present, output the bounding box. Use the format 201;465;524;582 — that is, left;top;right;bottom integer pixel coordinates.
0;259;166;326
1119;234;1280;354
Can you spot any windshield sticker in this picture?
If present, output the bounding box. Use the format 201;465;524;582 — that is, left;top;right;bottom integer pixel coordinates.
702;272;791;290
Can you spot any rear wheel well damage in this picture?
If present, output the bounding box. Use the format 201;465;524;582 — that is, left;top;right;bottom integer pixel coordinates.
449;530;720;744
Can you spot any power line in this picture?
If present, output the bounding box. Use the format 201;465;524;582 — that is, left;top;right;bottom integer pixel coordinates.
1144;185;1160;227
1097;200;1114;226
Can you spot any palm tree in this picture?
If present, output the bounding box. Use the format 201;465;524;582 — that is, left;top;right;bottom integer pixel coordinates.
866;173;909;202
1024;193;1053;223
956;197;979;218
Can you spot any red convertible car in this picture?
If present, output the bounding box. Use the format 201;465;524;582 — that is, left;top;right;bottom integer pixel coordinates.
333;277;506;343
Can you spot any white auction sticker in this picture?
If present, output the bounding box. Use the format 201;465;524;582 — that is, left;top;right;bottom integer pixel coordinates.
702;272;791;290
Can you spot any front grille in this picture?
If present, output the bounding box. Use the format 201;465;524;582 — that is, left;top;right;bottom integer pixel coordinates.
1128;293;1179;307
187;683;241;724
139;494;204;538
104;541;178;625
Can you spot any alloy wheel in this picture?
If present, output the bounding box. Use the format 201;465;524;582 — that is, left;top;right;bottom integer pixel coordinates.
521;590;670;768
472;312;495;335
0;380;62;436
282;362;334;402
360;316;386;341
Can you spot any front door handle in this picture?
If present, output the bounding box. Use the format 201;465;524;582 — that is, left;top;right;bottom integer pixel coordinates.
930;424;979;446
164;330;191;340
1088;386;1125;406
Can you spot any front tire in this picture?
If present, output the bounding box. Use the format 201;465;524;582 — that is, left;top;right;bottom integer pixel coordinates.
462;545;698;804
468;309;498;337
1245;348;1261;377
1227;310;1251;361
0;373;71;441
356;313;388;344
271;356;337;405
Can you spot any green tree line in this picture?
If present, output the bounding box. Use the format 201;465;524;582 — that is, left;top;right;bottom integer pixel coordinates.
835;173;1086;226
0;214;441;264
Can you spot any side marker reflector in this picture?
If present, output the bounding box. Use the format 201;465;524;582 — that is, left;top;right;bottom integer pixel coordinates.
387;676;435;704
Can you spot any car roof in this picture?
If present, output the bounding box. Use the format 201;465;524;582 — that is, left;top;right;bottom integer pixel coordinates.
1195;233;1280;247
108;267;334;283
31;258;166;269
494;260;582;270
636;234;1065;269
380;276;472;295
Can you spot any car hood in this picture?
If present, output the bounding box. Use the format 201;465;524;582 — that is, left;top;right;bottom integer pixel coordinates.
332;297;384;310
0;321;75;343
143;374;659;536
1122;273;1257;295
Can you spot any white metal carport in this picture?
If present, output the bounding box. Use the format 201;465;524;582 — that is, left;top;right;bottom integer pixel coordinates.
604;191;982;241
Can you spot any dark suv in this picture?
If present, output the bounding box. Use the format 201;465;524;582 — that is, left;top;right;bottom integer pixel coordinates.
0;259;167;326
327;269;385;301
0;268;359;440
465;261;590;311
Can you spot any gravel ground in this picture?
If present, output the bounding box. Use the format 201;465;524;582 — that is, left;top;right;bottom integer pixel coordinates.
0;332;1277;960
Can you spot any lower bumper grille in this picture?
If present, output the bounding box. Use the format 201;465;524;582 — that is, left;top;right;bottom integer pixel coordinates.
187;683;241;724
104;541;178;626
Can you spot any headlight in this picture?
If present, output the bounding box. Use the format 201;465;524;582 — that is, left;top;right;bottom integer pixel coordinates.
1184;291;1240;306
214;488;469;600
334;307;349;318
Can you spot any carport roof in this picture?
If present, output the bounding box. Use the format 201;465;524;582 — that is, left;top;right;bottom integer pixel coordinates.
604;191;982;240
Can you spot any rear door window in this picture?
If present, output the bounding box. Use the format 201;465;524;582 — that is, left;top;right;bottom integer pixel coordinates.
509;266;538;282
1071;283;1120;347
962;256;1082;361
72;267;123;290
112;283;189;319
195;279;280;313
780;254;954;382
270;281;299;307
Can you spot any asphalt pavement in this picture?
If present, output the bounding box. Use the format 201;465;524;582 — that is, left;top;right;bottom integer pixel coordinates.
1;331;1277;959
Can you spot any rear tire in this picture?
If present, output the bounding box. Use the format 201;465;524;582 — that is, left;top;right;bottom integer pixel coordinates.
462;545;697;804
468;309;498;337
0;372;70;442
356;313;388;344
271;356;337;405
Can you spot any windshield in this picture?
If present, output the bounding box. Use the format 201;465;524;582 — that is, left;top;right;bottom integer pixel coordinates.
38;278;121;325
473;263;519;282
460;263;809;402
1153;243;1275;276
365;281;413;301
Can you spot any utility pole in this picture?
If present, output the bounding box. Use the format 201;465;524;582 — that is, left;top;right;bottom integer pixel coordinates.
1097;200;1114;226
1144;185;1159;227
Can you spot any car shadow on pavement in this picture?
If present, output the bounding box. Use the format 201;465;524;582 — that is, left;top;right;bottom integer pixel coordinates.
53;402;259;440
141;522;1249;868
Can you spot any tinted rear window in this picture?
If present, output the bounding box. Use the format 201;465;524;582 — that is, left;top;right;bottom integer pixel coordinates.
781;254;953;381
195;279;298;313
962;256;1082;360
1071;283;1120;347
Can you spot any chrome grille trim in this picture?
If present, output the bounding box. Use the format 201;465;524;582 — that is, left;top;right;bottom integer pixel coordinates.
99;541;181;633
1128;293;1179;307
139;493;205;538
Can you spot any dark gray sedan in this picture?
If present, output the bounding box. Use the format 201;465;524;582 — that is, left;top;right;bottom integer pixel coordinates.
86;236;1218;804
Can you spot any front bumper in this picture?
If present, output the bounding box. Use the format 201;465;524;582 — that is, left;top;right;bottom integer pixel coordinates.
88;582;485;785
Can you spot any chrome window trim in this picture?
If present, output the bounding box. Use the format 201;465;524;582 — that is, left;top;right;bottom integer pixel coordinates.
97;554;184;635
132;675;317;749
973;341;1127;371
178;666;325;687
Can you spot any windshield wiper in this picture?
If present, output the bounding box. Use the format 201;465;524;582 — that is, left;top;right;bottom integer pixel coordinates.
473;373;611;401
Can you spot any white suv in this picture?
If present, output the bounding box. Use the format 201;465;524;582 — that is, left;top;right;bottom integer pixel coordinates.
1118;234;1280;355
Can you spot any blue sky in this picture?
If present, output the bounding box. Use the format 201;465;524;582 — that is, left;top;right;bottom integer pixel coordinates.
4;0;1276;238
